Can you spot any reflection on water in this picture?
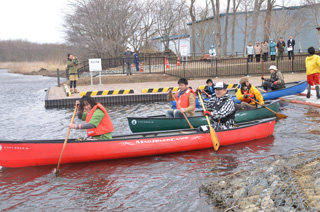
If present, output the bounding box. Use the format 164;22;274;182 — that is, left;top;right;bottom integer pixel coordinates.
0;69;320;211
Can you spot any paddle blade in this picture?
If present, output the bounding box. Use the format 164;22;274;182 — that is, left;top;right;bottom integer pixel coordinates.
210;127;220;151
276;113;288;119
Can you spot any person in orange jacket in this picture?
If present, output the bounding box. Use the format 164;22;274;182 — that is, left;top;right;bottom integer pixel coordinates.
166;78;196;118
235;77;265;110
69;95;114;140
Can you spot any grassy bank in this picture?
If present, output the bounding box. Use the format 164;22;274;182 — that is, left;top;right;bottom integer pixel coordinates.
0;61;66;74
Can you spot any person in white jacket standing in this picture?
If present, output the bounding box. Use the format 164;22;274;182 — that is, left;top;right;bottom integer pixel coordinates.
209;45;216;65
246;41;254;62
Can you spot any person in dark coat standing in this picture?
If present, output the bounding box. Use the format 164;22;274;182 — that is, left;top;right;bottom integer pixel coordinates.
287;35;295;60
134;52;140;72
124;47;133;75
276;37;286;61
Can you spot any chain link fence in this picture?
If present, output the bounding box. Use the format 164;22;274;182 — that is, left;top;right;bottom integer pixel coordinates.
201;150;320;211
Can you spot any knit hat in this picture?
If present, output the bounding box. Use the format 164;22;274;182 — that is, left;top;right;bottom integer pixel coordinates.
239;77;249;85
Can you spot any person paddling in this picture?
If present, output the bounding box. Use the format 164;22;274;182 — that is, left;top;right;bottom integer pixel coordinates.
166;78;196;118
235;77;265;110
69;95;114;140
201;82;236;131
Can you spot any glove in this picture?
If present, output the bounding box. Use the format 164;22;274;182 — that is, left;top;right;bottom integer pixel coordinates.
261;77;265;80
273;81;277;85
203;110;211;116
243;94;249;98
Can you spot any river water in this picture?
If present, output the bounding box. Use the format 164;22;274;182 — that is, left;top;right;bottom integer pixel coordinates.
0;69;319;211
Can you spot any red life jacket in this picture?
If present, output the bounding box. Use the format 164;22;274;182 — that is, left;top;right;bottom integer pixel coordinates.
86;103;114;137
175;88;196;111
242;90;255;104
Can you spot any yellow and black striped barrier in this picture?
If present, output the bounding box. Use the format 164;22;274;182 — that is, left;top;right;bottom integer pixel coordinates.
80;89;134;96
198;84;239;90
142;87;179;93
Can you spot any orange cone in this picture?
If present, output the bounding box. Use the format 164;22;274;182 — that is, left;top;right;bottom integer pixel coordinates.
131;63;134;68
177;57;180;66
165;58;170;69
140;62;144;72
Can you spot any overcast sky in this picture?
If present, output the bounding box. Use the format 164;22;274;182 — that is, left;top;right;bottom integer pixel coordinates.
0;0;68;44
0;0;302;44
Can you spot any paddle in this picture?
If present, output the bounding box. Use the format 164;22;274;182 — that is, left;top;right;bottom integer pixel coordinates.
257;87;266;93
55;106;77;176
250;98;288;119
171;92;194;129
197;91;220;151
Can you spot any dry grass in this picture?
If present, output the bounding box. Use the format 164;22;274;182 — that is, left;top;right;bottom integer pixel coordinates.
0;61;66;74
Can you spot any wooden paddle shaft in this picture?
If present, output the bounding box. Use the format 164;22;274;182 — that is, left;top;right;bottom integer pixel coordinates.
251;98;287;118
56;106;77;174
197;91;220;151
171;92;194;128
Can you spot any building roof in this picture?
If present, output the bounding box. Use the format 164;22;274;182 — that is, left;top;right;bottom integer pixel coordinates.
152;34;190;41
187;5;302;25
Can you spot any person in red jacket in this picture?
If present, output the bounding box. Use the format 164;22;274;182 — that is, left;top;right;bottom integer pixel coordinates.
69;95;114;140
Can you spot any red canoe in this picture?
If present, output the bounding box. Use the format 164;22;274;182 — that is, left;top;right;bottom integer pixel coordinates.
0;118;276;168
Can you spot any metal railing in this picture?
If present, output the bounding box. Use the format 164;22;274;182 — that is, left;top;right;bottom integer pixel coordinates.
75;53;310;79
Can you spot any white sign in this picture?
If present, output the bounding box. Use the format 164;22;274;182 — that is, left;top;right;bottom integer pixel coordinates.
181;45;188;56
89;58;102;72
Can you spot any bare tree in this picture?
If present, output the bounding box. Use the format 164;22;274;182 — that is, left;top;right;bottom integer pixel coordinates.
301;0;320;27
250;0;264;44
210;0;222;57
231;0;242;56
238;0;253;54
194;0;213;56
223;0;231;56
153;0;186;53
63;0;141;58
263;0;276;41
189;0;197;58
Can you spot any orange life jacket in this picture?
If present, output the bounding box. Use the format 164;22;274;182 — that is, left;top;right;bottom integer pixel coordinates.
175;88;196;111
242;90;255;104
86;103;114;137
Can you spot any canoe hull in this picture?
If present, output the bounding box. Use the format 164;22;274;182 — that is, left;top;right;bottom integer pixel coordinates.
129;100;280;133
0;118;276;168
171;80;307;108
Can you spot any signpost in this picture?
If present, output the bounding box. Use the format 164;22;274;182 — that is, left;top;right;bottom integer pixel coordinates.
180;44;188;63
89;58;102;85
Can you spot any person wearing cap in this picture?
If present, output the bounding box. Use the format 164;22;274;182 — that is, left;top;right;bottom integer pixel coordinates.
269;39;276;61
166;78;196;118
276;37;286;60
261;65;285;91
202;82;236;130
235;77;265;110
305;46;320;99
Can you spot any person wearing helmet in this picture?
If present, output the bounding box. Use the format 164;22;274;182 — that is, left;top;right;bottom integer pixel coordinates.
261;65;285;91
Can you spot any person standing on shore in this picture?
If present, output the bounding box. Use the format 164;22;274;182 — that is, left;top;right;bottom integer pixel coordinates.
254;42;262;62
276;37;286;60
269;39;276;61
246;41;254;62
134;52;140;72
287;35;295;60
67;53;79;93
124;47;133;75
305;46;320;99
